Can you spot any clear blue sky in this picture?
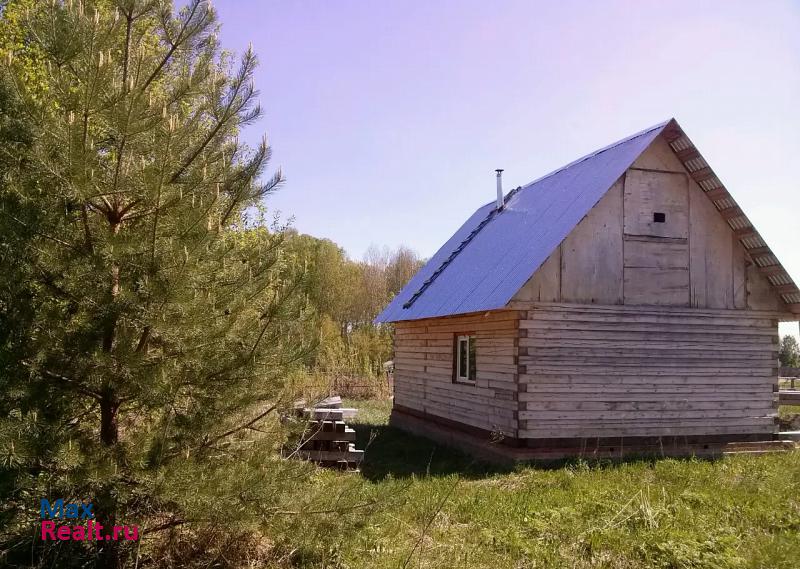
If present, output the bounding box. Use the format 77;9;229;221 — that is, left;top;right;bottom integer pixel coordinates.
211;0;800;334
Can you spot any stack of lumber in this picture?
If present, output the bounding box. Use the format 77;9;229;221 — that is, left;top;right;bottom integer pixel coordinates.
294;396;364;469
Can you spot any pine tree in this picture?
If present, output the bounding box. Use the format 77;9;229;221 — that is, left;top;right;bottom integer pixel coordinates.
779;335;800;368
0;1;310;565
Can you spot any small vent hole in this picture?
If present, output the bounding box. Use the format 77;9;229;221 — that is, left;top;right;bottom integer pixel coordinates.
653;212;666;223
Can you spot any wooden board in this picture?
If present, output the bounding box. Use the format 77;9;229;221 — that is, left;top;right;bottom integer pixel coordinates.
630;134;686;172
297;448;364;463
624;169;689;239
623;267;690;306
623;236;688;269
778;391;800;404
561;179;623;304
513;247;561;302
689;175;735;308
508;138;791;313
747;263;786;311
733;239;747;309
302;428;357;442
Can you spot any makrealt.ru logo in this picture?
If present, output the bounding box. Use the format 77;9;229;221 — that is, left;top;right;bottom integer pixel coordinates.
41;499;94;520
40;499;138;542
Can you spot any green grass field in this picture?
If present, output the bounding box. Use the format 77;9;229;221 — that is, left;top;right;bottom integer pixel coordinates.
301;400;800;568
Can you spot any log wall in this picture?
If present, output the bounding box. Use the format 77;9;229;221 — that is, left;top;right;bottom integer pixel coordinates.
393;310;521;437
391;133;793;449
512;134;789;313
517;302;780;439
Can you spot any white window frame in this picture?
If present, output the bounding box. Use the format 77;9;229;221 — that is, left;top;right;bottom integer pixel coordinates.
455;334;476;383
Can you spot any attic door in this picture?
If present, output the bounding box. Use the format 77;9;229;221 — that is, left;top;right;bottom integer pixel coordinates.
622;169;690;306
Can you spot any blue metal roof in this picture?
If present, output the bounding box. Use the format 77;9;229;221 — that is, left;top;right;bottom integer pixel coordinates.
375;120;670;323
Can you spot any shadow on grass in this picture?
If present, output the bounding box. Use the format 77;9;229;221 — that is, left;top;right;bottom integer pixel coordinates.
351;422;722;481
351;423;515;481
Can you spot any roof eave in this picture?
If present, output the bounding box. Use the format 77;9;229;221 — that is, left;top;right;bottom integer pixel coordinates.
662;118;800;310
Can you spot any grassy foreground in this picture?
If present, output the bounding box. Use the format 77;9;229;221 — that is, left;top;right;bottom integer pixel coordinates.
294;399;800;569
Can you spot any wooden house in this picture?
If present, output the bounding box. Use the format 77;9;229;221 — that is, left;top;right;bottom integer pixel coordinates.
375;119;800;460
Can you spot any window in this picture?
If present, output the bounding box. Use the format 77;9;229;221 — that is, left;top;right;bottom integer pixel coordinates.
653;212;666;223
455;335;476;383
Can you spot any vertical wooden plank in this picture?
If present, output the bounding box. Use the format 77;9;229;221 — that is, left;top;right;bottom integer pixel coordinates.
747;264;785;311
623;267;690;306
689;179;734;309
561;179;624;304
512;248;561;302
623;170;689;239
733;238;747;309
630;134;686;172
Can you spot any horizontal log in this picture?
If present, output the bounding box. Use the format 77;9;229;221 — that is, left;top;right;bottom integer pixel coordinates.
522;388;774;398
521;393;773;403
521;321;775;336
523;401;774;412
520;373;776;384
517;302;788;320
521;330;774;344
424;394;516;418
519;423;775;439
524;311;775;328
418;404;515;431
520;339;772;351
395;309;521;327
520;357;776;368
521;349;776;360
522;367;775;376
519;409;775;420
476;370;517;382
393;332;454;341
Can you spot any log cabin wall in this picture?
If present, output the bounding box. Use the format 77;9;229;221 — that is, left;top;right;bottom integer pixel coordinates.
515;302;780;439
393;310;521;437
506;133;791;442
513;134;788;312
384;127;796;452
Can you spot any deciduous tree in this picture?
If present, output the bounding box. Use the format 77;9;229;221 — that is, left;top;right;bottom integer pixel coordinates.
780;335;800;368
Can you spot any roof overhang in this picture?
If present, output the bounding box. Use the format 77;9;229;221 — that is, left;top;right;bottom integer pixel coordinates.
661;119;800;318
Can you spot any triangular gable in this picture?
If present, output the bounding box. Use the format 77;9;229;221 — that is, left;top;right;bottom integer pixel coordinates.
655;120;799;313
376;119;799;323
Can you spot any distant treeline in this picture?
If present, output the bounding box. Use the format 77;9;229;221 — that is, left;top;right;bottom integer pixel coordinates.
285;231;424;380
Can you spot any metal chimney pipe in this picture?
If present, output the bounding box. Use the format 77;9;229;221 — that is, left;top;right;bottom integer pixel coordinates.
495;169;504;210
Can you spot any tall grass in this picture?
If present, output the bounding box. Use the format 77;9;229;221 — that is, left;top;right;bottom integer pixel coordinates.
329;399;800;569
